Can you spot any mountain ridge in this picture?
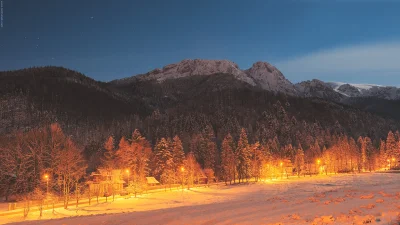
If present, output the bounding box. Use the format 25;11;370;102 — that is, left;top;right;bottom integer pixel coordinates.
109;59;298;96
1;63;400;152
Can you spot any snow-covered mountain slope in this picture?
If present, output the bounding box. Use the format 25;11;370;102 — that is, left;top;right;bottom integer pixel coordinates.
327;82;400;100
110;58;399;101
110;59;299;95
295;79;345;102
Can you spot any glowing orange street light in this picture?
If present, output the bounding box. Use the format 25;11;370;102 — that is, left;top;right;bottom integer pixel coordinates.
180;167;185;190
126;169;130;186
44;174;49;194
316;159;321;175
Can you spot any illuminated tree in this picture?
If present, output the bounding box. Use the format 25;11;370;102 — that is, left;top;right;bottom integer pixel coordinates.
364;137;374;171
236;128;251;183
294;145;305;177
154;138;173;187
171;135;185;184
102;136;116;170
221;133;236;184
54;138;87;209
184;152;199;189
129;130;152;196
251;142;264;182
386;131;397;160
379;139;386;168
358;136;367;171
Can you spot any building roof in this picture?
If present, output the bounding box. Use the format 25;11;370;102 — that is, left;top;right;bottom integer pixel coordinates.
146;177;160;184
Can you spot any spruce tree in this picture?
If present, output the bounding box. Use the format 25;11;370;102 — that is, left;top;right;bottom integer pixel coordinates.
379;139;386;168
236;128;251;183
294;145;305;177
172;136;185;168
154;138;173;186
221;133;235;184
358;137;367;171
386;131;396;159
171;135;185;184
102;136;116;170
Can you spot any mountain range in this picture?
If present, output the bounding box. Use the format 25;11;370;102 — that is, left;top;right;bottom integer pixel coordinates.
112;59;400;101
1;59;400;153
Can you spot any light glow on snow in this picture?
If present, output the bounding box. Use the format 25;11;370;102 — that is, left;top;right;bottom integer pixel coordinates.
2;173;400;225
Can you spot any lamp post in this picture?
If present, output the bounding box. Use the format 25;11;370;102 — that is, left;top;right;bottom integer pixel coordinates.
280;162;283;179
44;174;49;195
180;166;185;191
392;158;396;169
317;159;321;175
388;159;391;170
125;169;130;187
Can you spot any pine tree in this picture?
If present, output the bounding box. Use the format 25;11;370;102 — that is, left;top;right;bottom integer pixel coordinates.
236;128;251;183
348;137;359;171
102;136;116;170
131;130;152;195
294;145;305;177
172;136;185;167
358;136;367;171
171;135;185;184
154;138;173;186
386;131;396;159
221;133;236;184
251;142;264;181
379;139;386;168
364;137;374;171
203;126;217;170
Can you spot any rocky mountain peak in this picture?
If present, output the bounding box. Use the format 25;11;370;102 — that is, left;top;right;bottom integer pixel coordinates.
110;59;300;96
337;84;361;97
295;79;344;102
245;61;298;95
137;59;255;85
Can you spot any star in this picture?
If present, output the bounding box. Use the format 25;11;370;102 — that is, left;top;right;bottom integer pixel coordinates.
37;37;40;40
90;16;94;20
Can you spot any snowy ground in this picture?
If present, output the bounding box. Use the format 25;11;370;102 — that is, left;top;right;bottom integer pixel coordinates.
2;173;400;225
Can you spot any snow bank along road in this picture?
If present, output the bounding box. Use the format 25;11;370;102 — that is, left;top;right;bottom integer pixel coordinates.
3;173;400;225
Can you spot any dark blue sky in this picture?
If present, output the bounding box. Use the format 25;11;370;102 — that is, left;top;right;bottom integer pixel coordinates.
1;0;400;85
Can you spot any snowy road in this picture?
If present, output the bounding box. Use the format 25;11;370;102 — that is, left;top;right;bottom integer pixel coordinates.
4;173;400;225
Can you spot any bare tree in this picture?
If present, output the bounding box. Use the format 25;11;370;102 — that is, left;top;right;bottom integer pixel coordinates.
54;138;87;209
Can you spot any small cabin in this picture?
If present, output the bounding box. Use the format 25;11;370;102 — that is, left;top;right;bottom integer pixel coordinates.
146;177;160;186
86;169;125;196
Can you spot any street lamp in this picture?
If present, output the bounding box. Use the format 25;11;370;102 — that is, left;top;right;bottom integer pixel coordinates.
280;162;283;179
44;174;49;194
392;158;396;168
126;169;130;187
180;167;185;190
388;159;391;170
317;159;321;175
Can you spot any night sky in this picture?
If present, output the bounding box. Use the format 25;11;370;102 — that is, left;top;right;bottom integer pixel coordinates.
1;0;400;85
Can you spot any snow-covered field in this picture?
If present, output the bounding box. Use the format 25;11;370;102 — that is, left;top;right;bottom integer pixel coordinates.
3;173;400;225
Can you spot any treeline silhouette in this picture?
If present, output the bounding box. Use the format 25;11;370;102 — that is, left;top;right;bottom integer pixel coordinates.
1;67;400;201
0;123;399;202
